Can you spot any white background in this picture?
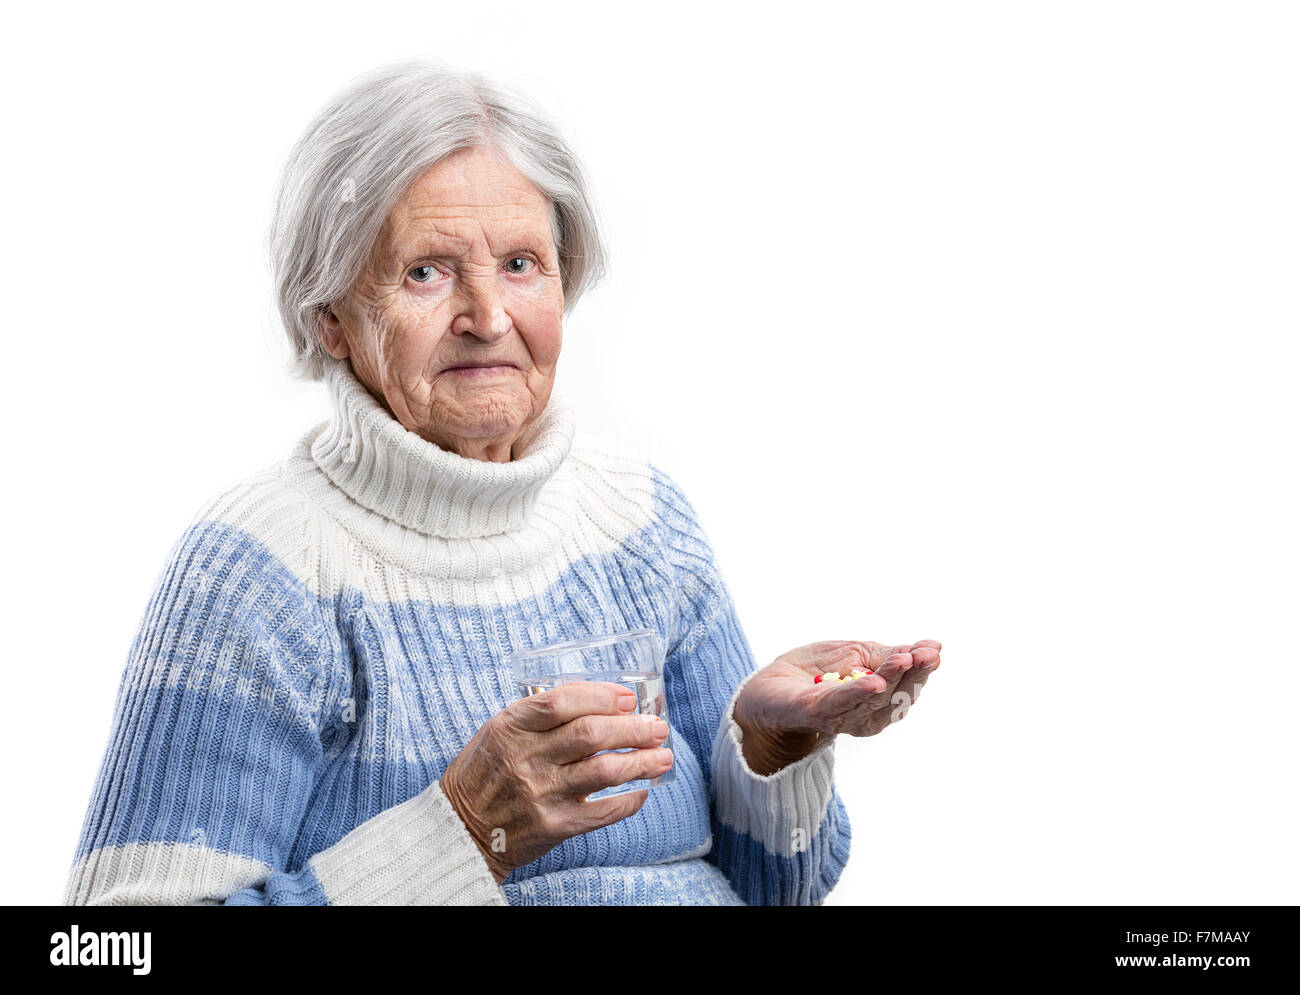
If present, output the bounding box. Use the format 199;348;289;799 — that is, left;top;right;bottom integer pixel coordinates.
3;0;1296;905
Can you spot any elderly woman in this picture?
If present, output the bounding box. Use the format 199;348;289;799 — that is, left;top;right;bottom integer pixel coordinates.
64;58;941;906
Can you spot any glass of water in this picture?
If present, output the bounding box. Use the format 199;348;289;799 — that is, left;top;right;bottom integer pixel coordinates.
507;628;674;800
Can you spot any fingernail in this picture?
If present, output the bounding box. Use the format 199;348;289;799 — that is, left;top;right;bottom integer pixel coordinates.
655;749;673;766
651;719;669;739
617;694;637;711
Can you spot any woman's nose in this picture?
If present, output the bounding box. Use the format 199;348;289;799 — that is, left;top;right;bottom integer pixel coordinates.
450;285;511;340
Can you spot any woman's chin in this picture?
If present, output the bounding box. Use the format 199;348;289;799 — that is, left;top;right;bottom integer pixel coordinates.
430;394;528;438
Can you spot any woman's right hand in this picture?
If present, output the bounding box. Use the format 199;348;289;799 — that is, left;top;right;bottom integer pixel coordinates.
439;681;674;884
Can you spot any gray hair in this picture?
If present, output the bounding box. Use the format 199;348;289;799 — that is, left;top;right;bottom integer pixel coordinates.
268;57;609;382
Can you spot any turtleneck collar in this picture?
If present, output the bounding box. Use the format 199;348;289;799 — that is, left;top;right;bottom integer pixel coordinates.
309;360;576;540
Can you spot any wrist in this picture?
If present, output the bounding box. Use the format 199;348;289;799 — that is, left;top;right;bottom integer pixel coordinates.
732;697;824;775
440;766;510;885
741;723;823;775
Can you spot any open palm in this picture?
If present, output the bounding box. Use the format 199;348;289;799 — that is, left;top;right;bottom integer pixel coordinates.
734;639;942;740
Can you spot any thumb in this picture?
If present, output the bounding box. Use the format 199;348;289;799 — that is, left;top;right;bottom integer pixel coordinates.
814;643;878;682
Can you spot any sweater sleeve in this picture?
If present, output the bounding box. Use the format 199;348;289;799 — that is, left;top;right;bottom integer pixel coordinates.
63;517;505;906
653;468;852;905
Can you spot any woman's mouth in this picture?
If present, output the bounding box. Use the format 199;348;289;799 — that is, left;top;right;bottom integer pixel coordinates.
445;365;514;377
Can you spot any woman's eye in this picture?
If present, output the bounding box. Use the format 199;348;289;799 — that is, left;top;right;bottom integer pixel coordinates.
505;257;533;275
409;265;437;283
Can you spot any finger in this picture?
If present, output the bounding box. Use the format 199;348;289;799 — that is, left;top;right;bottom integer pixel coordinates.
847;641;909;671
783;640;911;676
872;650;916;684
822;651;910;712
780;641;864;676
567;787;650;834
821;671;894;717
809;642;887;679
811;657;892;699
562;746;675;799
891;663;930;704
807;675;882;723
511;680;638;733
840;657;933;734
806;651;907;718
542;712;669;764
909;646;941;670
909;639;942;667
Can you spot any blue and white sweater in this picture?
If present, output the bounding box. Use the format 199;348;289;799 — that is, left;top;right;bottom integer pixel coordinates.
64;360;851;905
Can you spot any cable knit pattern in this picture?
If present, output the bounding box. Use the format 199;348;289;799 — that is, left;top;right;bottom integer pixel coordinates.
64;360;851;906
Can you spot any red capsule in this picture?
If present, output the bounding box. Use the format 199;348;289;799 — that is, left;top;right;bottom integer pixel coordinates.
813;674;823;684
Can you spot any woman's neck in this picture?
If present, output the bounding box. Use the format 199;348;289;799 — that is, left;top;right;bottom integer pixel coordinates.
309;360;576;539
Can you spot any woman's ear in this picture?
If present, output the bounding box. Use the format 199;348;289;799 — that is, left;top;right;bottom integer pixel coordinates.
316;307;350;360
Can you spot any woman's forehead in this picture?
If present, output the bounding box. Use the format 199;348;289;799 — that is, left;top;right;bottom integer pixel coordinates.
379;157;553;256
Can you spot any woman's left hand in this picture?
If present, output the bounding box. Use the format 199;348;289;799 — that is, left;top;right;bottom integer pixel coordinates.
731;640;942;775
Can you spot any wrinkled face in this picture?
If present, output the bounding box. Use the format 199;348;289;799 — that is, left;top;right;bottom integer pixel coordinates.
316;144;564;462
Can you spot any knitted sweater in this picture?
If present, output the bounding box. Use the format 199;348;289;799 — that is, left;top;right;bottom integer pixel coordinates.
64;361;852;905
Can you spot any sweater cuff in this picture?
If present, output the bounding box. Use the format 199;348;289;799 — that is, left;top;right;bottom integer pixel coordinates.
710;669;837;859
308;779;508;905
